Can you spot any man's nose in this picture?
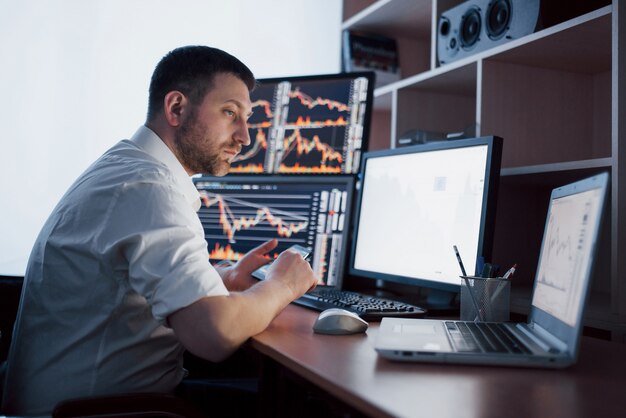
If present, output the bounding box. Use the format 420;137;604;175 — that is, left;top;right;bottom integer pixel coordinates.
235;119;251;146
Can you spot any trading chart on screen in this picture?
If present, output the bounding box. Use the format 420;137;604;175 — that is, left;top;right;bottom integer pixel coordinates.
194;175;355;286
532;188;604;327
230;73;373;175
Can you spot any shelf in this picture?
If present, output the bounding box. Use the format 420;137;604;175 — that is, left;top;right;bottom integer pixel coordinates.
373;63;478;137
372;90;393;110
431;5;612;73
499;158;612;186
487;6;612;74
343;0;432;85
501;158;612;176
343;0;625;340
376;58;476;96
479;11;612;167
342;0;431;39
373;5;611;95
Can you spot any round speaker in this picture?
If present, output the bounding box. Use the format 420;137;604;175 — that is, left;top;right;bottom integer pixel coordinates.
460;7;481;49
487;0;511;40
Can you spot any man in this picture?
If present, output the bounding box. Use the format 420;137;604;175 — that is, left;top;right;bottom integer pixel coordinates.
2;45;317;416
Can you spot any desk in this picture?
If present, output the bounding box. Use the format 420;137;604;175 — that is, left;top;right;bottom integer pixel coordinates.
249;304;626;418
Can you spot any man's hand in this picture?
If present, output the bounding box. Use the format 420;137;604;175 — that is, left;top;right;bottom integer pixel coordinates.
169;239;317;362
219;239;278;291
265;246;318;299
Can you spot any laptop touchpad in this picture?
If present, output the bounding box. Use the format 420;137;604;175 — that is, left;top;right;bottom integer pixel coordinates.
394;324;438;334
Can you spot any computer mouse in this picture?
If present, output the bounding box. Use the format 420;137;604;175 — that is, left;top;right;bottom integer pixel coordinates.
312;308;369;335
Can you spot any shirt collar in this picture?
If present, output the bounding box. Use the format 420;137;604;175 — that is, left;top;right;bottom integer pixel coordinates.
129;125;201;212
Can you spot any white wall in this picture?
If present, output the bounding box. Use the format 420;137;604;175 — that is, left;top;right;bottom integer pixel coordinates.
0;0;342;276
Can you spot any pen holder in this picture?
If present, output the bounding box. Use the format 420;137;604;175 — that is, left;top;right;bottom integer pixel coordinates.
460;276;510;322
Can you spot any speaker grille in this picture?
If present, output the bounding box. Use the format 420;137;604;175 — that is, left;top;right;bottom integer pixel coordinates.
487;0;511;40
460;7;481;48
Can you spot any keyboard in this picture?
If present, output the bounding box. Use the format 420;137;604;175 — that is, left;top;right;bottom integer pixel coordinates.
445;321;531;354
293;287;427;321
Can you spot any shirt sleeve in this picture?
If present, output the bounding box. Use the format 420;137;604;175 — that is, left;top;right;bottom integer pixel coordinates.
99;173;228;323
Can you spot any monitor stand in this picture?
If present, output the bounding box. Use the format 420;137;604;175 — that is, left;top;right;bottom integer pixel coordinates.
365;280;459;317
421;288;459;316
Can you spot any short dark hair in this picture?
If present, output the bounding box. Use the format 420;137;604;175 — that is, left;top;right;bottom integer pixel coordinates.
146;45;256;121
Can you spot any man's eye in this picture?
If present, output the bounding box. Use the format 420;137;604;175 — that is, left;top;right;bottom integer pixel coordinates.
225;110;235;117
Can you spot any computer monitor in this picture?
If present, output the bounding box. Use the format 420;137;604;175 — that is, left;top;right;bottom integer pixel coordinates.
348;136;502;311
193;175;355;286
230;72;375;174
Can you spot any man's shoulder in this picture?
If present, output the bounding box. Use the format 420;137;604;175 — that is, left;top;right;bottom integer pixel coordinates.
98;140;175;183
71;139;196;211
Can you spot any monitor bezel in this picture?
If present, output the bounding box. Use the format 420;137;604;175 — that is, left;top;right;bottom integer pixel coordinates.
193;174;356;288
233;71;376;175
347;136;502;293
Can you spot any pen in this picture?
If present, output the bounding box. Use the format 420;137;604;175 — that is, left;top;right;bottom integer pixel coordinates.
454;245;483;321
481;263;493;278
487;264;517;309
503;264;517;279
453;245;468;276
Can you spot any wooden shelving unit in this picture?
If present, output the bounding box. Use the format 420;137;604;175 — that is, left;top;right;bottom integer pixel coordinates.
343;0;626;340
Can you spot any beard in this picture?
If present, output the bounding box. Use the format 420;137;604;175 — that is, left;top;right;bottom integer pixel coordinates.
174;107;237;176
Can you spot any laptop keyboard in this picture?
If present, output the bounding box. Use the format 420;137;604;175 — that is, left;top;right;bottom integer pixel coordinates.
445;321;531;354
294;288;426;321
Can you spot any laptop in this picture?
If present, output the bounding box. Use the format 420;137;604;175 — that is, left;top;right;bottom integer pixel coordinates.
374;172;609;368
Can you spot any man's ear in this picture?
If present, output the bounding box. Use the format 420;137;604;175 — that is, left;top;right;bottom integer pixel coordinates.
163;91;187;127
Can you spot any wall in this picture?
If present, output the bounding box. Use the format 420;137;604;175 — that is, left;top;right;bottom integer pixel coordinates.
0;0;342;276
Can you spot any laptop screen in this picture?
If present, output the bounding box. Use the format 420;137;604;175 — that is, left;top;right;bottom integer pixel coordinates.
529;172;608;352
532;187;605;327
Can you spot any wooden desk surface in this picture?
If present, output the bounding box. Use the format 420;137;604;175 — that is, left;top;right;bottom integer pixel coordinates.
250;304;626;418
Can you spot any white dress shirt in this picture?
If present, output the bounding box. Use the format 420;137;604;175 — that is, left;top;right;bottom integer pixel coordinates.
2;126;228;416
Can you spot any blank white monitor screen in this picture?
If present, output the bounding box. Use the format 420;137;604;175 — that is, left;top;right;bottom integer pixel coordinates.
350;137;502;294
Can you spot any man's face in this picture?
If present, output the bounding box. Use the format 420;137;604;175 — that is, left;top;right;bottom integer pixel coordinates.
174;72;252;176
